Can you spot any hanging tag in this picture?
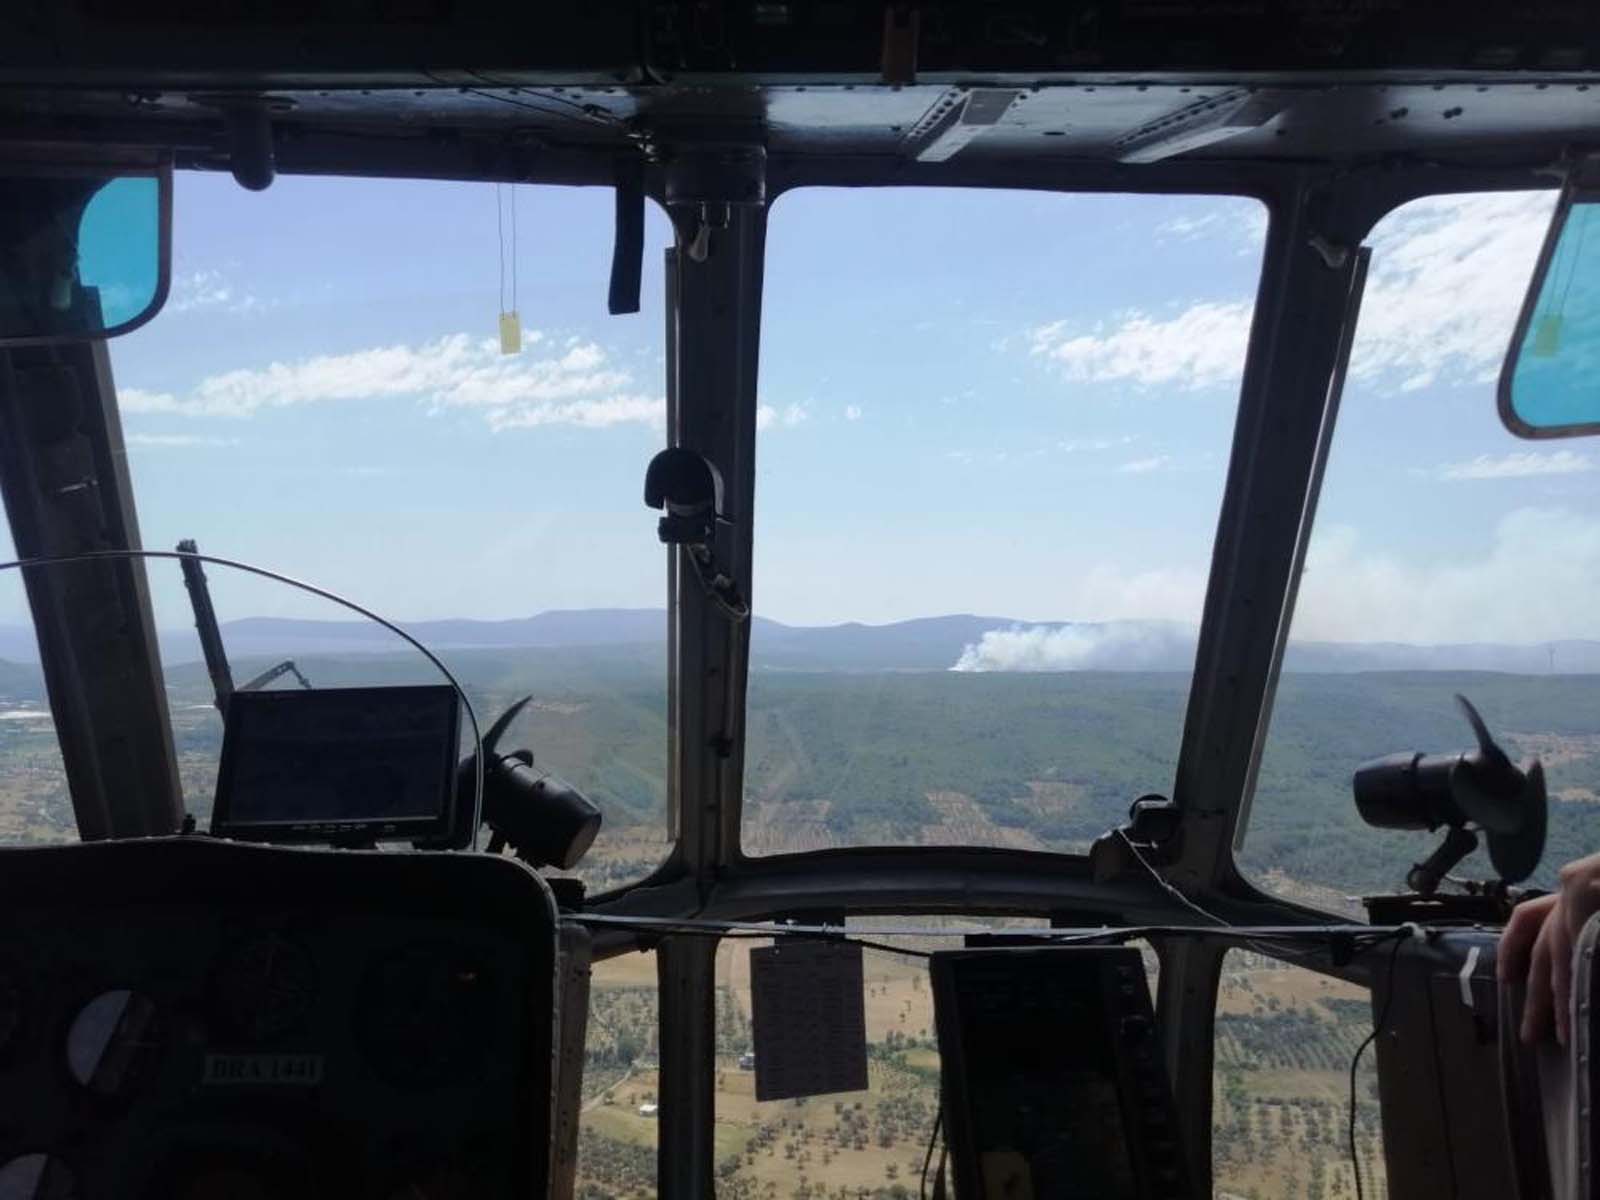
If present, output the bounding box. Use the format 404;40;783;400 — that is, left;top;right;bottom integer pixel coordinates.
499;311;522;355
1534;312;1563;357
749;940;868;1101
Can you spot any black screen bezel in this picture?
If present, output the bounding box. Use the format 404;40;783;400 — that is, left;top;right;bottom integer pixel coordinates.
211;684;460;845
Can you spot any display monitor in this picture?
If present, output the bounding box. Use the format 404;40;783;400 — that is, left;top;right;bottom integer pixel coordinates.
211;685;460;845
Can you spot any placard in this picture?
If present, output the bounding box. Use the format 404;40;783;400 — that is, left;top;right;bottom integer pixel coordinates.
750;940;869;1101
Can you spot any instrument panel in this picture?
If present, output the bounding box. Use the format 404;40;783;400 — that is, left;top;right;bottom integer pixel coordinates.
0;838;557;1199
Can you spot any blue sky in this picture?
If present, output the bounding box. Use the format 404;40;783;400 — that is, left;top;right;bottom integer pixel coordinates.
3;173;1595;652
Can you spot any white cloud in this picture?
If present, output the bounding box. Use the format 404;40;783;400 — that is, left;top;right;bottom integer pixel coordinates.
1352;191;1556;392
952;622;1195;671
1155;212;1222;241
844;404;862;422
1019;191;1555;396
1154;206;1267;254
1435;449;1594;481
1294;508;1600;643
119;334;663;432
1238;206;1269;251
123;433;239;449
167;268;260;315
557;342;604;371
1027;300;1253;391
757;402;809;431
1118;455;1170;474
484;393;661;431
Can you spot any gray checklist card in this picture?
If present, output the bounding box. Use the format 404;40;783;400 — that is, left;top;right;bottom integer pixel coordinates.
750;940;869;1101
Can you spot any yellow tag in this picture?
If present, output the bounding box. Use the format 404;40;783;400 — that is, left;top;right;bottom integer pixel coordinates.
498;311;522;355
1534;313;1563;358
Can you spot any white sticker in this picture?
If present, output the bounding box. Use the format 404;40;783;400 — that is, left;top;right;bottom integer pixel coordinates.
750;940;868;1102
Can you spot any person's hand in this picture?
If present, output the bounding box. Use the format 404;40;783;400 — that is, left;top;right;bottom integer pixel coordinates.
1498;852;1600;1045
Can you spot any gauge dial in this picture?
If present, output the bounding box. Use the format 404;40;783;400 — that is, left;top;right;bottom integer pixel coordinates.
0;1154;78;1199
213;935;316;1042
64;989;162;1099
358;943;492;1087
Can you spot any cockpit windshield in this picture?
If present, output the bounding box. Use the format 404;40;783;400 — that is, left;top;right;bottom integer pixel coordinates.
745;187;1267;855
0;178;1273;874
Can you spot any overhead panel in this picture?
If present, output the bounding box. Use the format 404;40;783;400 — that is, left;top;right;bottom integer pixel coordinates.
903;87;1025;162
1;2;1600;87
1114;89;1293;164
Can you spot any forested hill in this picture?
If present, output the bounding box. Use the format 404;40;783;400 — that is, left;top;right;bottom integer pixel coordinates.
3;642;1596;904
738;669;1600;899
4;609;1598;674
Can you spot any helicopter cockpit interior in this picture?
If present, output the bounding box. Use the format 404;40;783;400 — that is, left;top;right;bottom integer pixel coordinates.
5;3;1600;1198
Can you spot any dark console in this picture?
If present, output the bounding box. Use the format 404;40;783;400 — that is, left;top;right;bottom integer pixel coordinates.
931;946;1194;1200
0;837;557;1199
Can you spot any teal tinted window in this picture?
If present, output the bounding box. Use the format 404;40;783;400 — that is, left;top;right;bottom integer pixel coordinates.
78;177;162;331
1503;198;1600;434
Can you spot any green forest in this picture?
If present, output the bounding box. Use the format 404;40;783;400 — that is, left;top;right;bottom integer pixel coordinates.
7;646;1597;903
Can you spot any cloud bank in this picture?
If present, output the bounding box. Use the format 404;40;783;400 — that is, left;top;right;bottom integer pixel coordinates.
1021;190;1556;396
1433;449;1594;481
1028;301;1252;391
121;333;661;432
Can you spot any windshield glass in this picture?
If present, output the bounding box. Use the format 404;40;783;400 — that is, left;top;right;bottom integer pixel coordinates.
743;187;1266;855
0;173;675;889
1236;189;1600;910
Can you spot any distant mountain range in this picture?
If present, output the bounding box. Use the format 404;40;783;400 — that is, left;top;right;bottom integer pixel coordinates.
0;608;1597;676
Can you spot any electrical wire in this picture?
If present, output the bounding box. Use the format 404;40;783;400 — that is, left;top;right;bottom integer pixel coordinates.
573;911;1408;941
1348;926;1413;1200
0;548;486;851
495;182;506;313
1113;828;1331;966
573;912;1410;957
574;914;932;959
1116;828;1229;927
